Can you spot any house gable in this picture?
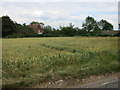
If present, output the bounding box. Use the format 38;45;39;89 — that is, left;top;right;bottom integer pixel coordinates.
27;24;43;34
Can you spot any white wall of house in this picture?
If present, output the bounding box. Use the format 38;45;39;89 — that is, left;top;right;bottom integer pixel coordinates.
38;30;42;34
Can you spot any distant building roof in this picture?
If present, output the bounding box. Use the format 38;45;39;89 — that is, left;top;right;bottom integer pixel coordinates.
27;24;43;34
102;30;119;35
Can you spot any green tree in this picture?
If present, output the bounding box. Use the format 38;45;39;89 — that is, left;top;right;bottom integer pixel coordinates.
2;15;36;37
43;25;53;34
23;23;26;26
92;25;102;36
77;28;87;35
82;16;97;32
98;19;113;31
118;24;120;30
15;23;35;35
30;21;44;25
2;15;16;37
60;23;76;36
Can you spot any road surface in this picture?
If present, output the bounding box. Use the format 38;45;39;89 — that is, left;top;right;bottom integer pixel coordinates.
74;77;119;88
33;73;119;88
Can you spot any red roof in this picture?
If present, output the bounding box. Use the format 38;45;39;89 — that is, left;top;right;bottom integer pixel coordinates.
27;24;43;34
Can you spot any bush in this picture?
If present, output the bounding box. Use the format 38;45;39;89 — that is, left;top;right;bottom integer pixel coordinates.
6;33;24;38
44;34;58;37
114;33;120;37
80;34;89;36
103;34;112;37
97;34;112;37
25;34;39;37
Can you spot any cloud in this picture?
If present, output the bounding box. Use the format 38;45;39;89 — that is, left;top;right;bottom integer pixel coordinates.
2;0;120;2
96;14;118;30
1;2;118;29
32;11;44;17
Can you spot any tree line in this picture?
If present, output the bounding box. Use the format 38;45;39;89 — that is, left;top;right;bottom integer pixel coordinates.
1;15;119;38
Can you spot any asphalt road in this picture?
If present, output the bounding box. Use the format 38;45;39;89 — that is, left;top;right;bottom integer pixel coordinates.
75;77;119;88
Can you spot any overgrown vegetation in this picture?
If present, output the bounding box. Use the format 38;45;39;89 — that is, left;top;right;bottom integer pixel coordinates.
1;15;119;38
1;16;36;38
2;37;119;88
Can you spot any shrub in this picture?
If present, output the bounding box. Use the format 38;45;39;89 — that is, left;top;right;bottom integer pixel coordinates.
6;33;24;38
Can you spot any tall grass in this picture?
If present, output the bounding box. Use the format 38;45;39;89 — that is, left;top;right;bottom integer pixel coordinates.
2;37;119;88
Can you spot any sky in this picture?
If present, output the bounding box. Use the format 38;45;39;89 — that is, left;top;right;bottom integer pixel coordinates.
0;0;119;30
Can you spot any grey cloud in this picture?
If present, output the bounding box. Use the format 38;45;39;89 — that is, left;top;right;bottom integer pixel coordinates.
1;2;118;29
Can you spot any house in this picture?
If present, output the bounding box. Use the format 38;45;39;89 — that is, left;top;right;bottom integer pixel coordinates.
27;24;43;34
102;30;119;36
